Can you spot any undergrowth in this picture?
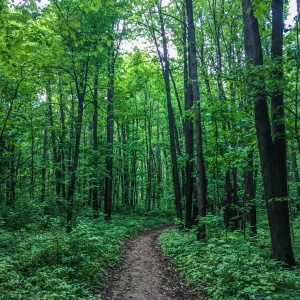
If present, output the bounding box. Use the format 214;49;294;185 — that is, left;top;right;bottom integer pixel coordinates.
0;209;172;299
159;214;300;300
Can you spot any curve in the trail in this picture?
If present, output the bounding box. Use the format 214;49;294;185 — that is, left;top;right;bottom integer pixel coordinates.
105;226;196;300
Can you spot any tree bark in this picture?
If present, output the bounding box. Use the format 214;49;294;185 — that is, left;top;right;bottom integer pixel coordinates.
58;86;67;200
181;3;195;229
92;62;99;218
30;114;35;200
47;84;62;202
243;152;257;235
66;92;85;232
291;152;300;211
104;49;115;222
154;3;183;220
242;0;295;266
6;144;16;206
186;0;207;240
40;122;47;203
66;57;89;232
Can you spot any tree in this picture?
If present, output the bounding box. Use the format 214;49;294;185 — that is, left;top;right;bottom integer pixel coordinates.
104;44;116;222
92;60;100;218
242;0;295;266
147;2;183;220
185;0;207;239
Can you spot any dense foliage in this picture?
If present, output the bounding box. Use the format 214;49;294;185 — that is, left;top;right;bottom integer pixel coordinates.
0;209;172;299
1;0;300;298
160;215;300;299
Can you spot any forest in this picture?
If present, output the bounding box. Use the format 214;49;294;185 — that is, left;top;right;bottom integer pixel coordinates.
1;0;300;298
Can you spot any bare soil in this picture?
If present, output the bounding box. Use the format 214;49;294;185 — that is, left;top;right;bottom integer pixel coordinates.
104;226;197;300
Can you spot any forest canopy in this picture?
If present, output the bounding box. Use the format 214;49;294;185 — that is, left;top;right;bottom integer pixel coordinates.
1;0;300;298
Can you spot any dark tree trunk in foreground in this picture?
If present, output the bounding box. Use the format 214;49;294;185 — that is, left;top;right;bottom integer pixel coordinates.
242;24;257;235
180;3;195;229
186;0;207;240
242;0;295;266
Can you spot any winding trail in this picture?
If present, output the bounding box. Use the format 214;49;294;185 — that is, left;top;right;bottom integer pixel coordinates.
105;226;196;300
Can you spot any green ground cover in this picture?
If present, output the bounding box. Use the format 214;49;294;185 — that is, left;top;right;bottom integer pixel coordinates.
0;210;172;299
160;214;300;300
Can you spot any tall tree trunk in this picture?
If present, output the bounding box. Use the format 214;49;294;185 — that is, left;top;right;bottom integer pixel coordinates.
104;49;115;222
242;0;295;266
66;58;89;232
210;0;239;229
224;169;238;230
241;1;258;236
155;3;182;220
92;62;99;218
66;92;85;232
131;117;138;207
244;152;257;235
180;3;195;228
145;104;153;212
59;91;67;200
0;137;5;205
6;144;16;206
232;167;239;229
47;84;62;202
122;124;130;206
155;144;163;207
186;0;207;240
198;38;219;212
30;114;35;200
295;1;300;153
291;152;300;211
40;123;47;203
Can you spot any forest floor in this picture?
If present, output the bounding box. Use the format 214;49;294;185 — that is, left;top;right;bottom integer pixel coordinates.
103;226;198;300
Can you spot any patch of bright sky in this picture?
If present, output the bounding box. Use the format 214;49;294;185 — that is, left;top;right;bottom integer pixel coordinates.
10;0;49;7
10;0;298;52
286;0;297;27
11;0;298;23
121;0;298;55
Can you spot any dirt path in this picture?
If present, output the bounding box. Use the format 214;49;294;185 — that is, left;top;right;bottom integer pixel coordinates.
105;226;196;300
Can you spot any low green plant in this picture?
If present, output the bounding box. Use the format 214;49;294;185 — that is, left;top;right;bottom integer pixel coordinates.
160;225;300;300
0;210;172;299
